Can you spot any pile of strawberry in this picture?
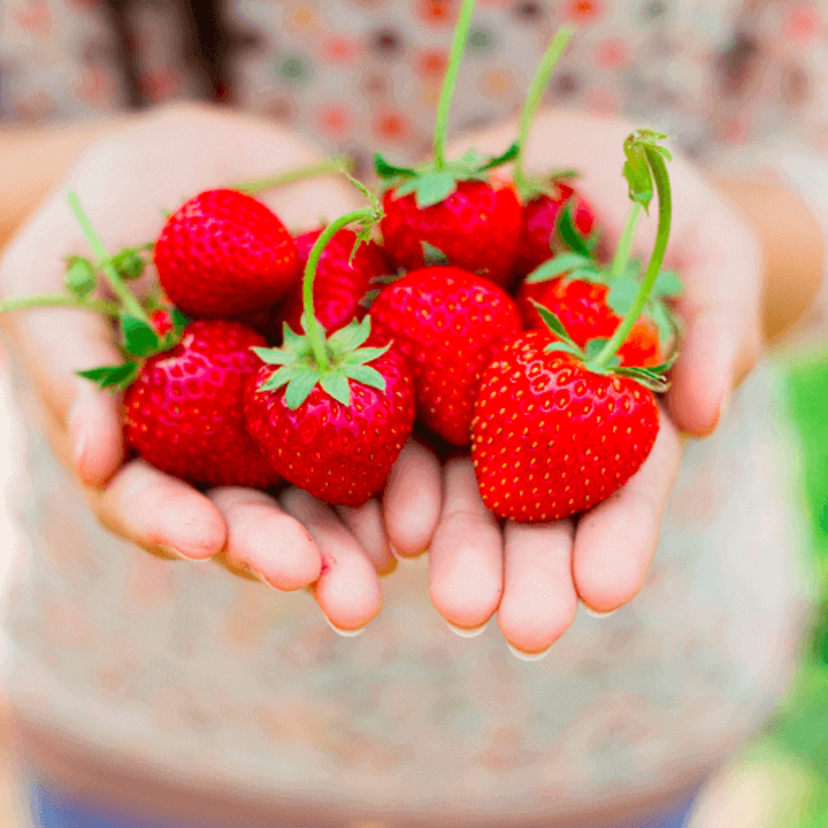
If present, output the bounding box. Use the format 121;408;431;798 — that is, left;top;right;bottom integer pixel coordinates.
2;9;682;526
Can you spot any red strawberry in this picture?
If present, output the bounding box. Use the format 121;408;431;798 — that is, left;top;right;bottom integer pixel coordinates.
380;179;522;287
471;330;659;523
154;189;300;318
281;227;391;335
516;182;596;276
370;266;522;445
123;320;281;490
243;326;415;507
517;276;663;367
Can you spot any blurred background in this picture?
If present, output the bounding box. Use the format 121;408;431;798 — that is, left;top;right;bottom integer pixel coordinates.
1;0;827;825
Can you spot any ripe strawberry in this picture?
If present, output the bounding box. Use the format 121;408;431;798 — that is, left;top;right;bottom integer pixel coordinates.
370;266;522;445
517;276;663;367
471;331;659;522
379;178;522;287
123;320;282;490
244;323;415;507
154;189;300;318
515;182;596;276
281;227;391;335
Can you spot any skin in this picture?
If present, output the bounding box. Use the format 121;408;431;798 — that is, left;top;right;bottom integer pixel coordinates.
0;105;824;650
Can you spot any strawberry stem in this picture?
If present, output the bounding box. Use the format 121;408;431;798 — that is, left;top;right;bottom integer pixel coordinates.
302;208;373;372
513;27;575;190
67;192;150;324
433;0;477;170
594;148;672;368
0;294;121;317
607;202;643;281
234;155;356;195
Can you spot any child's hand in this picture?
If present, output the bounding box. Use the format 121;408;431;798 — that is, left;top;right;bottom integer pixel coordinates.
0;104;442;633
428;111;762;655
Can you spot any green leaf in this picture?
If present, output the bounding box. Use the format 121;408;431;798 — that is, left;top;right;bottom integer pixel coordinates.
584;338;611;361
422;241;450;266
413;171;458;209
614;366;671;394
478;141;520;172
606;276;641;316
283;321;308;345
345;344;391;365
64;256;97;299
328;317;371;357
556;201;596;258
171;308;189;336
525;252;592;284
121;313;161;357
567;266;604;284
529;301;582;353
544;341;583;358
652;268;683;297
257;364;303;392
320;372;351;406
77;363;139;391
284;370;321;409
374;153;416;180
341;364;387;391
251;346;295;366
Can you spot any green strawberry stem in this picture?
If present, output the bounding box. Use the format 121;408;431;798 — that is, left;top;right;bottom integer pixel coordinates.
67;192;150;324
302;208;373;372
593;147;672;369
433;0;477;170
607;202;643;282
235;155;356;195
513;27;575;190
0;294;121;317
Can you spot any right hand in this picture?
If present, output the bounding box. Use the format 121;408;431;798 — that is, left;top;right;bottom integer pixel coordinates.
0;104;442;633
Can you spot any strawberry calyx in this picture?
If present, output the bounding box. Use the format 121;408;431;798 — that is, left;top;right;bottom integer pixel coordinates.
374;145;518;210
253;315;390;410
531;301;677;393
254;178;391;410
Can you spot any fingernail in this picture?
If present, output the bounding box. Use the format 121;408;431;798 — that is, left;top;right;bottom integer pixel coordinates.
389;543;418;564
581;602;618;618
164;545;212;563
507;642;553;662
447;619;489;638
251;569;296;592
324;615;366;637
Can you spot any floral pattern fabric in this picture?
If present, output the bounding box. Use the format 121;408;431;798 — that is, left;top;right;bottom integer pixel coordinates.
0;0;827;822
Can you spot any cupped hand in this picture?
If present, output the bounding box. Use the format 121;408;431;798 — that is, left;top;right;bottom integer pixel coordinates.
427;110;763;655
0;104;442;633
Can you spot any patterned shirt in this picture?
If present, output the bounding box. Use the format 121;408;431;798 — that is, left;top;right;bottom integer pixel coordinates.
1;0;827;823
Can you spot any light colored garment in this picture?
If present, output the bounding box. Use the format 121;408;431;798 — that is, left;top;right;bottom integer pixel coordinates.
1;0;827;822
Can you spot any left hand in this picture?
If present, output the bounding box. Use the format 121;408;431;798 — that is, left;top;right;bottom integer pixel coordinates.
421;110;763;655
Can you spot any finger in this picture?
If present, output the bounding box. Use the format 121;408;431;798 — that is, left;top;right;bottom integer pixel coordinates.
382;439;442;559
89;459;227;561
336;499;396;576
1;308;124;487
667;197;763;436
573;409;682;613
498;520;578;656
280;488;383;633
428;457;503;631
210;487;322;590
